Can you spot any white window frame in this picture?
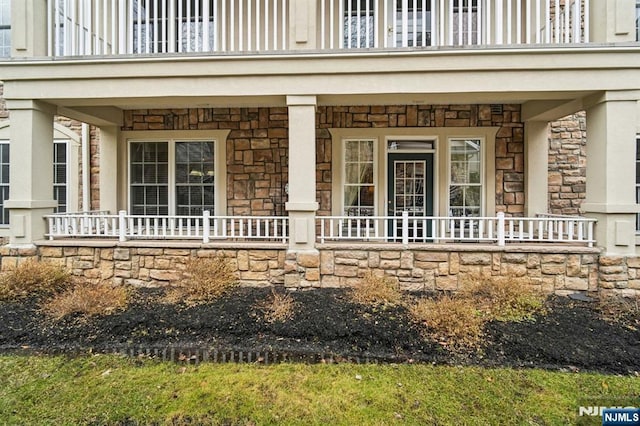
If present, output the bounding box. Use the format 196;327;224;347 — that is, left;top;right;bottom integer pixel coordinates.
446;137;485;217
128;138;218;216
0;139;72;225
53;140;69;214
384;136;438;216
0;140;9;225
341;138;378;216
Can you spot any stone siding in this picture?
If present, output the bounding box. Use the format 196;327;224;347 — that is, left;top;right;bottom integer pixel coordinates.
123;108;289;216
2;243;639;298
548;112;587;215
316;104;525;215
123;104;525;217
314;246;599;295
1;244;286;288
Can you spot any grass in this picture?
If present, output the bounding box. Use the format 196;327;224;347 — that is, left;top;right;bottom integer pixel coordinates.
0;260;71;301
41;282;130;321
350;271;403;306
167;256;238;304
0;354;637;425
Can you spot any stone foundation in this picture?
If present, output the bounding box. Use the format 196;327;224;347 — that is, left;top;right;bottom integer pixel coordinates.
1;242;639;298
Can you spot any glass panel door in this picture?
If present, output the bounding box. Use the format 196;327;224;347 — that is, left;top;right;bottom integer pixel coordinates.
387;152;433;241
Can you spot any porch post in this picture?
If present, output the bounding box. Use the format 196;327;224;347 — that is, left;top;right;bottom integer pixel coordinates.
11;0;48;57
589;0;637;43
285;95;318;252
99;126;120;214
4;100;57;246
524;121;549;217
289;0;318;50
582;91;640;255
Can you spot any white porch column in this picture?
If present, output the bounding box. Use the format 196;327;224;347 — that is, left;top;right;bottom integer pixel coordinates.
289;0;318;50
589;0;637;43
11;0;49;57
582;91;640;255
5;100;57;245
524;121;549;217
286;95;318;251
99;126;120;214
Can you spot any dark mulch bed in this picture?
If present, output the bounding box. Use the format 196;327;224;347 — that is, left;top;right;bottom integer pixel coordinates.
1;287;639;374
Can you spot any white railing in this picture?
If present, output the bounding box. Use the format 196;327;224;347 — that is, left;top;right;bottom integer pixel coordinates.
318;0;589;49
46;210;289;243
48;0;289;57
317;211;596;246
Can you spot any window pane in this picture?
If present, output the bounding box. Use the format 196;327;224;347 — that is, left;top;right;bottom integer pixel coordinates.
343;140;375;216
449;139;482;217
130;142;169;215
174;141;215;216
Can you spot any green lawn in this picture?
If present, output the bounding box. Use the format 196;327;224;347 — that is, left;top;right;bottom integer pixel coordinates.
0;355;638;425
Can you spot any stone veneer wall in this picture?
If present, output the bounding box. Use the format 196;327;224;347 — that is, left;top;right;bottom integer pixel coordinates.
548;112;587;215
123;108;290;216
123;104;525;217
1;243;639;298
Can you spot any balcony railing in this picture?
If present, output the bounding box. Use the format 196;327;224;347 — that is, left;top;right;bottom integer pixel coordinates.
317;212;596;246
47;0;588;57
47;0;289;56
319;0;588;49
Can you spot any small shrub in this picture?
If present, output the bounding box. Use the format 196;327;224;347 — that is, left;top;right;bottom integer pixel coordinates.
460;274;546;322
42;282;129;321
0;259;71;301
598;295;640;325
410;296;485;350
169;256;238;303
257;289;297;324
350;272;403;306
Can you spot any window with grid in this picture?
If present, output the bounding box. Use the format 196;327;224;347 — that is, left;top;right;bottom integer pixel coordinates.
175;141;214;216
449;138;482;217
392;0;433;47
344;139;375;216
53;141;68;213
132;0;215;54
0;141;8;224
130;142;169;215
453;0;478;45
0;140;69;225
0;0;10;57
130;140;215;216
343;0;376;48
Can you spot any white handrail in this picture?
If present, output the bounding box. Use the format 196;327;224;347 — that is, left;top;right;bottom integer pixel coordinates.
45;211;289;243
316;212;596;247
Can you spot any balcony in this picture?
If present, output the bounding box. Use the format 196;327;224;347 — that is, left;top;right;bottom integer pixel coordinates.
46;0;589;58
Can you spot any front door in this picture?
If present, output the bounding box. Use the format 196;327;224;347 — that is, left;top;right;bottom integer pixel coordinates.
387;153;434;240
